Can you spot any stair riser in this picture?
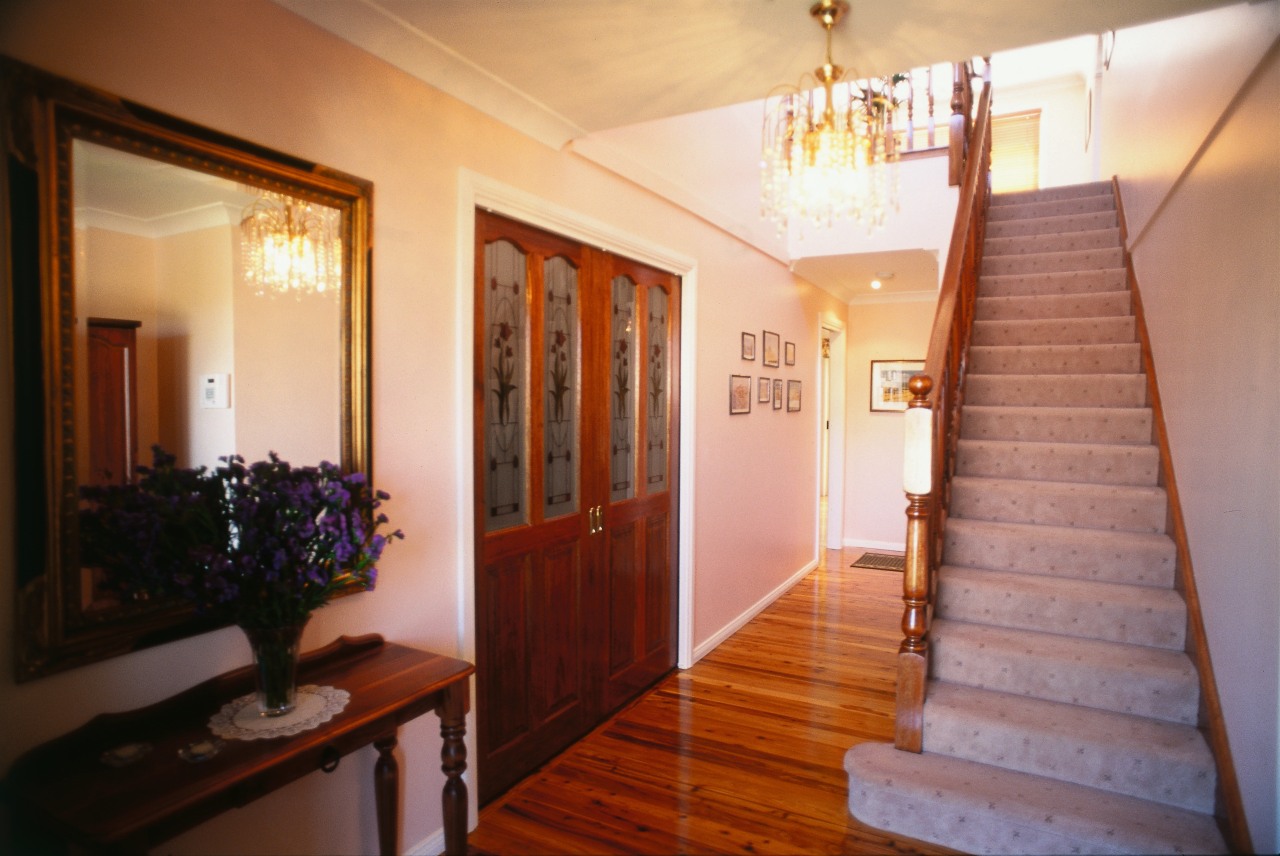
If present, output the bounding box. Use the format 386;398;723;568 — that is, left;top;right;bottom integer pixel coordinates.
950;478;1167;534
976;291;1131;321
985;228;1120;257
966;374;1147;408
983;247;1125;277
979;269;1128;298
972;317;1135;346
987;194;1116;222
930;626;1200;724
936;571;1186;649
970;344;1141;375
956;440;1159;486
943;520;1177;588
922;689;1215;813
986;209;1117;240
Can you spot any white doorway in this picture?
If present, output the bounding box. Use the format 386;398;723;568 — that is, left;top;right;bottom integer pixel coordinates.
819;319;846;550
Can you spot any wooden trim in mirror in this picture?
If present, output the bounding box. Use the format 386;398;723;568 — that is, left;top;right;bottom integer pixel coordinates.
3;56;374;681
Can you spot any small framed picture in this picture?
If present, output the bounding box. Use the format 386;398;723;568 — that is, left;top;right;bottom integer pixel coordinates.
784;341;796;366
762;330;780;368
757;376;771;403
730;374;752;414
787;379;802;412
772;378;783;410
741;332;756;361
870;360;926;412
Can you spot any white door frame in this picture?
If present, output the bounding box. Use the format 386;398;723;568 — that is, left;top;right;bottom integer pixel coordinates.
819;315;847;550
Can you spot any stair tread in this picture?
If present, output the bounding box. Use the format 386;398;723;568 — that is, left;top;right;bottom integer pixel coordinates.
931;617;1198;723
965;373;1147;408
846;741;1226;855
986;194;1117;223
951;475;1166;534
985;228;1121;257
982;247;1126;277
972;317;1136;346
937;565;1185;649
986;210;1118;240
969;342;1142;376
956;438;1159;486
943;517;1176;588
975;289;1131;321
923;681;1214;813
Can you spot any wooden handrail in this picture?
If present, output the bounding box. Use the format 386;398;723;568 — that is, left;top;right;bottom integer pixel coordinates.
895;70;992;752
1112;178;1252;854
947;62;975;185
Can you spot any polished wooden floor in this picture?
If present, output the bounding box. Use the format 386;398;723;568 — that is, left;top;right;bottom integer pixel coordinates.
467;546;959;855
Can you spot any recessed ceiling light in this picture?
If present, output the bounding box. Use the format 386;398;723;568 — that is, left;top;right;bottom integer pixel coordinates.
870;279;882;290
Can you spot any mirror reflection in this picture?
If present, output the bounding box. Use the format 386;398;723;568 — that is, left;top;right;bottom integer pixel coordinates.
73;140;343;485
5;54;372;681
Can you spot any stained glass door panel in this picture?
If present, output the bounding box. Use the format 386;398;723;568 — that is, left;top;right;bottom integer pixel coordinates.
543;255;579;520
482;238;527;532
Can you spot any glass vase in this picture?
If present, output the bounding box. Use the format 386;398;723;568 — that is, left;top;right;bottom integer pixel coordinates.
240;621;308;717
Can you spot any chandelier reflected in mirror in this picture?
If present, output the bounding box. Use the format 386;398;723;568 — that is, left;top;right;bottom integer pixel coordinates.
240;190;343;298
761;0;903;234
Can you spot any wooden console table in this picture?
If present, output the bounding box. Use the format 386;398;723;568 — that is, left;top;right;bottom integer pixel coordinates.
5;634;474;855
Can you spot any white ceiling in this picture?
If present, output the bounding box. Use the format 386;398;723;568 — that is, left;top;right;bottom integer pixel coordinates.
274;0;1241;300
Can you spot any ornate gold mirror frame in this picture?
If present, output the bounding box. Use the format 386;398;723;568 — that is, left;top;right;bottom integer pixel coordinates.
3;57;373;681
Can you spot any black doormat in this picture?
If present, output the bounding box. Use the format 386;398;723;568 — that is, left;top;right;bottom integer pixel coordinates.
850;552;905;572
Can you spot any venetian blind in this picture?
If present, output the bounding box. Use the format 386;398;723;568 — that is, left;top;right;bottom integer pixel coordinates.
990;110;1041;193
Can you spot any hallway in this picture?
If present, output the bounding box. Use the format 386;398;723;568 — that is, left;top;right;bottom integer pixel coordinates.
468;548;957;854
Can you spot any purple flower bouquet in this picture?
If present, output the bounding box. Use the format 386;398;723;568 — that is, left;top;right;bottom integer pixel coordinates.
79;448;403;630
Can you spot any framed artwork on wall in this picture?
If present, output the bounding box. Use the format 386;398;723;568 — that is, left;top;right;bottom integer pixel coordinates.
784;341;795;366
758;376;771;402
870;360;925;411
787;379;802;412
730;374;752;414
741;332;756;360
772;378;783;410
762;330;780;367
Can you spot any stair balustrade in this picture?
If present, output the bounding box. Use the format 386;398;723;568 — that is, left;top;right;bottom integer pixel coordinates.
894;67;992;753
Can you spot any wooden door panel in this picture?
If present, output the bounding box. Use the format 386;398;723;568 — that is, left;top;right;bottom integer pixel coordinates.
606;519;638;676
533;538;587;720
477;552;532;756
644;511;672;656
477;519;593;801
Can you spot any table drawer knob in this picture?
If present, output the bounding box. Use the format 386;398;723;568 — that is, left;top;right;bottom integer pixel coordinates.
319;746;341;773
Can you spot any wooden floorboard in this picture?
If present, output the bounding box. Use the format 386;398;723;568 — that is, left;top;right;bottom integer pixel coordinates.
467;548;960;855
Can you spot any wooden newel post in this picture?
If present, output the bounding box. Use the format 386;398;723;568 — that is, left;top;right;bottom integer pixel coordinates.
896;374;933;752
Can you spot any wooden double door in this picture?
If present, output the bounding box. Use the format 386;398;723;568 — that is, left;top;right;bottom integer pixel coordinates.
473;211;680;803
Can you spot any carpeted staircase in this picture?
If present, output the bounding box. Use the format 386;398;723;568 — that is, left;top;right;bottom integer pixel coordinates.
844;181;1228;855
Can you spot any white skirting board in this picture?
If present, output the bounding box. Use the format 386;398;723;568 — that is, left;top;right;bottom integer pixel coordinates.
690;558;817;664
844;538;907;553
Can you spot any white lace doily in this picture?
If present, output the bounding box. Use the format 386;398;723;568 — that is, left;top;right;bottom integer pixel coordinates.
209;684;350;740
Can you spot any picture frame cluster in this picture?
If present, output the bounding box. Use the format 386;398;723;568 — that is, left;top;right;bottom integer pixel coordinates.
733;329;800;415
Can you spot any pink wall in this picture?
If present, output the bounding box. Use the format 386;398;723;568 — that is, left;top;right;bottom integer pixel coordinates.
842;299;937;549
1099;3;1280;849
0;1;843;852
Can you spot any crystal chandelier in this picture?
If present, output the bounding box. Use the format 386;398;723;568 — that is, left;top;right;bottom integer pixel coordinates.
240;191;342;298
761;0;901;234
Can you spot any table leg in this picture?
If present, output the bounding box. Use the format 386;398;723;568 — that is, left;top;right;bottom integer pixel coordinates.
439;685;468;856
374;734;399;856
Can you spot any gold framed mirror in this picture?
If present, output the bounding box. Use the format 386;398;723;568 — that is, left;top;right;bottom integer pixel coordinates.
4;57;373;681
